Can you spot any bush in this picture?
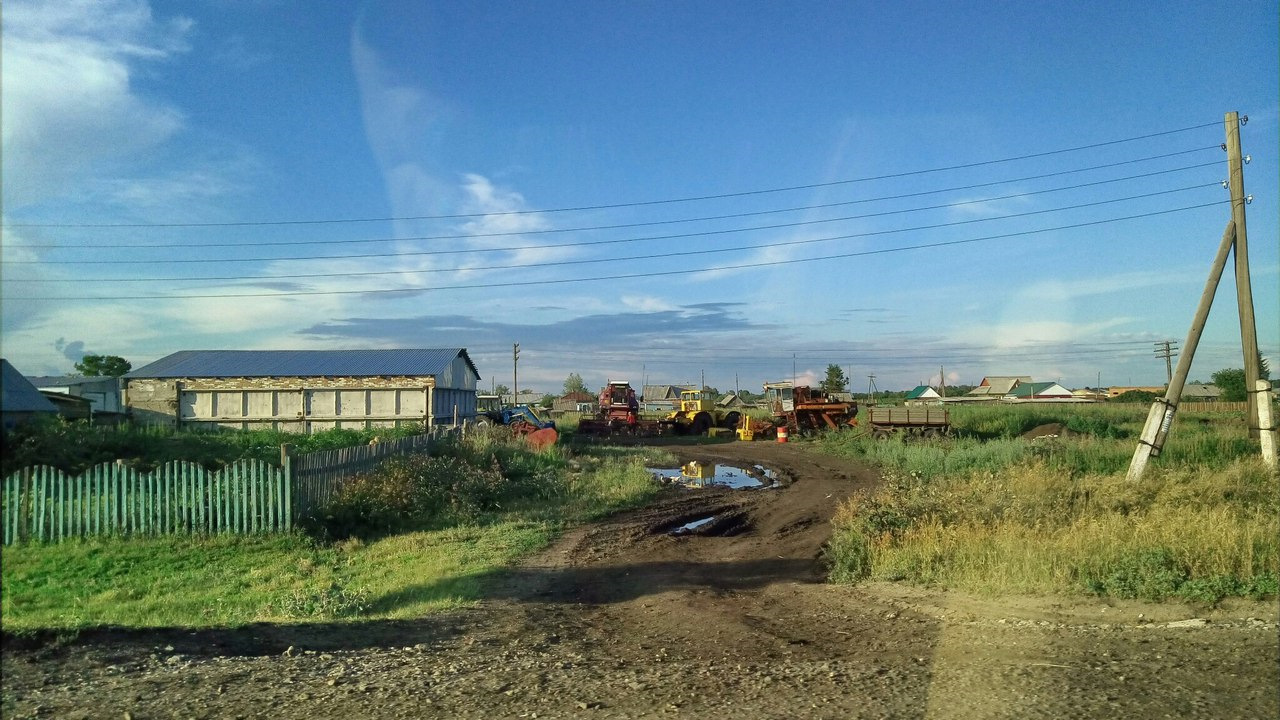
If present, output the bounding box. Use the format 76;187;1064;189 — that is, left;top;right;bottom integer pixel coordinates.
1081;548;1188;601
303;433;573;540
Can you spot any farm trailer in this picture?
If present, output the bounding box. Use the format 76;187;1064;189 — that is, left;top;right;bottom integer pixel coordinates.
867;407;951;439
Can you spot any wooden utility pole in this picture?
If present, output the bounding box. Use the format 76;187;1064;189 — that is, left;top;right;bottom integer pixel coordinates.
1153;341;1178;384
512;342;520;407
1127;222;1236;481
1225;111;1261;438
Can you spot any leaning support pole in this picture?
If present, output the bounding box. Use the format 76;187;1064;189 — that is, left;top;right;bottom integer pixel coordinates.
1127;221;1236;481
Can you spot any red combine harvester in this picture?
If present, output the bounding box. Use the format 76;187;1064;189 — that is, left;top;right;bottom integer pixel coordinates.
577;381;662;437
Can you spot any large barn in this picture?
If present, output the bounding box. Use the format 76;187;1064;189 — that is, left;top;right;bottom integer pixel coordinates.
124;349;480;431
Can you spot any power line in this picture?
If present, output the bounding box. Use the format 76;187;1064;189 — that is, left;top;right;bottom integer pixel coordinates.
7;187;1220;283
2;122;1222;229
13;151;1220;249
7;182;1220;268
9;201;1226;300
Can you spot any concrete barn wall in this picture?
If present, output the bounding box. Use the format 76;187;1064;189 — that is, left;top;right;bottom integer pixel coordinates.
125;375;482;431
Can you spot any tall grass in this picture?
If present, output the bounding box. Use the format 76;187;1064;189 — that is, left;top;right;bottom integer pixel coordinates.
823;403;1279;602
1;430;671;630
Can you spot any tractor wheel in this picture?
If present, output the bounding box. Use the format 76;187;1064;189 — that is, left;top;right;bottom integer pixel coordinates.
691;412;713;435
722;411;742;429
922;427;941;439
872;428;892;441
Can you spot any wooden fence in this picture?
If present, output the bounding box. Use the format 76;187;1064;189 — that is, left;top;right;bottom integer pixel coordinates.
292;431;444;516
3;460;290;545
2;428;457;545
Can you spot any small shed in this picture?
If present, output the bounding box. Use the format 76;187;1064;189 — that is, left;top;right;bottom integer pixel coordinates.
904;385;942;406
641;384;690;413
29;374;125;416
1;359;57;428
553;391;597;413
717;393;755;409
1182;383;1222;402
125;349;480;431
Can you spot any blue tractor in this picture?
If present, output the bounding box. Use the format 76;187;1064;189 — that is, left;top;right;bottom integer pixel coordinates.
479;404;557;436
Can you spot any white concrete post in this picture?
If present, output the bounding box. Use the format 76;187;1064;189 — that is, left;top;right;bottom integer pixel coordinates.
1257;380;1277;471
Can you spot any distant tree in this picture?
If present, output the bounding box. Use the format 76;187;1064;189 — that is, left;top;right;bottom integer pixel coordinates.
702;385;719;395
820;364;848;394
492;384;511;397
563;373;586;396
1212;354;1272;402
74;354;131;377
539;393;556;409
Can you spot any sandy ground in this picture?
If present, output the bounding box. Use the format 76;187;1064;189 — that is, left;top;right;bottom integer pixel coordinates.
3;441;1277;719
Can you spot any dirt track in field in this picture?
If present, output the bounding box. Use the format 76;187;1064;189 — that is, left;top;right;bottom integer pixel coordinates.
3;441;1278;719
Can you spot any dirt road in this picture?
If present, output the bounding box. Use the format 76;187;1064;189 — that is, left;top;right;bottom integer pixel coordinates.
3;442;1277;719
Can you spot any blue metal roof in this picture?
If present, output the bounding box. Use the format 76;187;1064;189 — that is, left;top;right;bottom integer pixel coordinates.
127;349;480;382
2;359;58;413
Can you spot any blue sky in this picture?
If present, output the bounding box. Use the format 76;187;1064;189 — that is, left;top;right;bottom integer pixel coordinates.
3;0;1277;395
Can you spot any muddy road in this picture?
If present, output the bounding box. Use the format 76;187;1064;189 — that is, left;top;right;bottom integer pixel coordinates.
3;442;1277;719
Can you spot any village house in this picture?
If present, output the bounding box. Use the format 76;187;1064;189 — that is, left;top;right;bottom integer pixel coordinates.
964;376;1033;400
1003;381;1076;401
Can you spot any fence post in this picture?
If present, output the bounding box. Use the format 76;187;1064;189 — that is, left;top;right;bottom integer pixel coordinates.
283;450;293;531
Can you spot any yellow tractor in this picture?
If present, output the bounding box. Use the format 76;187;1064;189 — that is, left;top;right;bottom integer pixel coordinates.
660;389;741;436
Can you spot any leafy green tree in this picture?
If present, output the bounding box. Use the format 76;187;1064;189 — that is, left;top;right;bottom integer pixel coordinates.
820;364;848;394
539;393;556;409
492;384;511;398
563;373;586;395
1212;354;1272;402
74;354;131;377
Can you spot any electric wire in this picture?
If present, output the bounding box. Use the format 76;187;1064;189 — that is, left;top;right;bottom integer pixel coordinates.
13;150;1221;249
2;122;1223;229
7;182;1220;268
8;185;1219;282
12;200;1227;300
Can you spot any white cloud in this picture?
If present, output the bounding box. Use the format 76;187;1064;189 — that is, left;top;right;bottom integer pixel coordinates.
1;0;192;208
620;295;678;313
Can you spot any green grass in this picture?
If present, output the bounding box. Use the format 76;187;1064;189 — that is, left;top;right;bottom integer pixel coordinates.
1;435;671;632
822;403;1280;603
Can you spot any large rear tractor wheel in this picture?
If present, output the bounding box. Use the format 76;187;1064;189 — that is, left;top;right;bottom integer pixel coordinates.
691;412;713;436
721;411;742;429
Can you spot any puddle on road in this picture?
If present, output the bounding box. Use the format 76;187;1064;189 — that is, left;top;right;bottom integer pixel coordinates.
675;516;716;533
646;460;778;489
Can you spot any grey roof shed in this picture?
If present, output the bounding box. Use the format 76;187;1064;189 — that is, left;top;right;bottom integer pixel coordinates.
127;349;480;382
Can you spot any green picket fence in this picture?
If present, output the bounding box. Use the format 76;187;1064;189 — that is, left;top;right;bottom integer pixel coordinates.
2;459;292;545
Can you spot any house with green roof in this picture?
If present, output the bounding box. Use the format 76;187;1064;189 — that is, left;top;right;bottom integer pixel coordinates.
904;385;942;406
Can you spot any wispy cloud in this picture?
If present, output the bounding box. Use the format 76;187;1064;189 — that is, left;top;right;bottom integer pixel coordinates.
2;0;192;209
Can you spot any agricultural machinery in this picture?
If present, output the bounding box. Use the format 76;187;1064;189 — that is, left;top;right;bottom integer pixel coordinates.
477;404;558;447
660;389;742;436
